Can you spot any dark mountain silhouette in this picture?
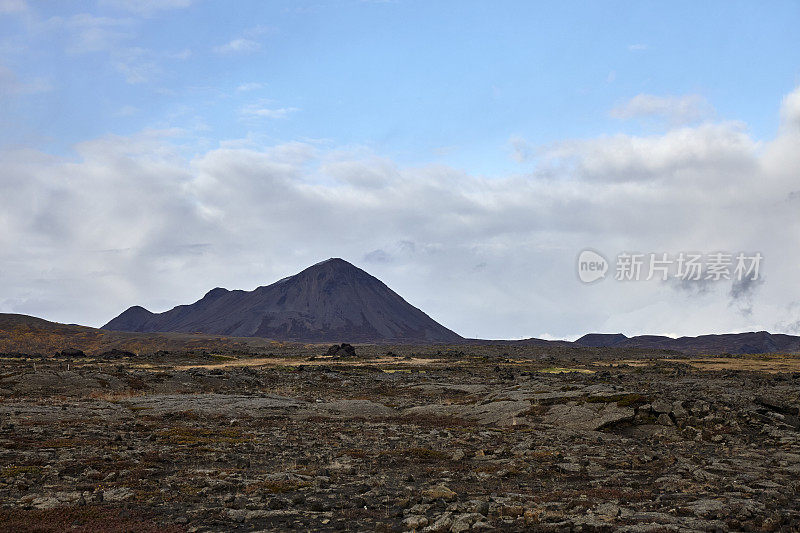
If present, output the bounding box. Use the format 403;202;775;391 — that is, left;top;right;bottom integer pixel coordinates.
574;333;628;348
573;331;800;354
0;313;281;355
2;310;799;354
103;258;463;343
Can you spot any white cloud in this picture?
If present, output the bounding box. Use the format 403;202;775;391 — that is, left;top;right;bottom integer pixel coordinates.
610;94;714;125
167;48;191;60
214;38;260;54
236;82;265;92
112;47;158;83
780;86;800;130
0;64;50;95
34;14;166;84
52;13;133;54
540;122;754;182
628;43;648;51
0;0;26;13
509;135;532;163
240;105;299;119
99;0;192;16
1;88;799;341
114;105;138;116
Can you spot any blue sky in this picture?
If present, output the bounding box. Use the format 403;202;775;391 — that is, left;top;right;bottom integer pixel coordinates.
1;0;800;339
3;1;798;169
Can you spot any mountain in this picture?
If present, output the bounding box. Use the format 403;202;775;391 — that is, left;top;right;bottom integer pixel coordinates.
3;309;800;355
103;258;462;343
574;333;628;348
0;313;271;355
573;331;800;354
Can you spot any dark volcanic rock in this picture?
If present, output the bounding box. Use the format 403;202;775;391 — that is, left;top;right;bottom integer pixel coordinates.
4;351;799;532
98;349;137;359
326;343;357;358
102;258;462;343
59;348;86;358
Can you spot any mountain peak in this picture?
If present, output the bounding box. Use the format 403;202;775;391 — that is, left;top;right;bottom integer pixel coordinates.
319;257;349;265
102;305;155;333
203;287;229;299
307;257;358;271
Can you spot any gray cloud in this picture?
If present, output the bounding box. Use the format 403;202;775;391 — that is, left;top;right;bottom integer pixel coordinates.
728;276;766;317
363;249;391;263
729;276;765;301
669;277;714;297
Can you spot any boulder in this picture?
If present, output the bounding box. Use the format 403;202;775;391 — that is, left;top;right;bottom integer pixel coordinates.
422;485;457;502
59;348;86;358
544;402;635;431
651;399;672;413
326;343;357;358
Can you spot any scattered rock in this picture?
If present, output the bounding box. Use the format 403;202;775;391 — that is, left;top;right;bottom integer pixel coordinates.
403;515;429;530
657;413;673;426
422;485;457;502
1;349;798;532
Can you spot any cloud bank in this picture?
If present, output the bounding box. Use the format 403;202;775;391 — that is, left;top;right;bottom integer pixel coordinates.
1;88;799;339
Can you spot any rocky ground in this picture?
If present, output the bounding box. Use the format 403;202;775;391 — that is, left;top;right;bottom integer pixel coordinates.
1;348;799;532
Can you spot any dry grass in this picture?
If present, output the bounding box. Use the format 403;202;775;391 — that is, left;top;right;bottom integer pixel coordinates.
672;355;800;373
243;479;312;494
156;426;253;446
537;367;595;374
2;465;42;477
172;356;442;371
378;447;450;463
88;389;150;401
592;354;800;373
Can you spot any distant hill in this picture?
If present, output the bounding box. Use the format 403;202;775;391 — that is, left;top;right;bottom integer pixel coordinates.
574;331;800;354
103;258;462;343
574;333;629;348
0;313;273;356
1;312;799;356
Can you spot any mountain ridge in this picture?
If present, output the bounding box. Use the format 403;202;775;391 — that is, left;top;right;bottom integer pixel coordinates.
570;330;800;354
1;311;798;354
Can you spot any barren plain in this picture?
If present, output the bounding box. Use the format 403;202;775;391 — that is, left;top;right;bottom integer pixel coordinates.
1;345;799;532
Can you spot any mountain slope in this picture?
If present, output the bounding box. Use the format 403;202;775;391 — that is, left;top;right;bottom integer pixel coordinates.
103;258;462;343
0;313;274;355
